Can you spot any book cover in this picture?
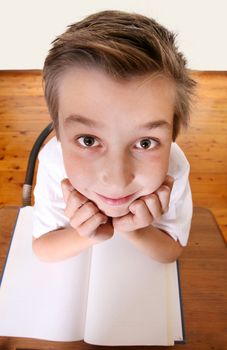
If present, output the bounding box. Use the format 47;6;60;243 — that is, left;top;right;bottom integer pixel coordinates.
0;206;185;346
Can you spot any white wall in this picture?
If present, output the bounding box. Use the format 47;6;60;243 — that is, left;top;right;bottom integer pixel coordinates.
0;0;226;70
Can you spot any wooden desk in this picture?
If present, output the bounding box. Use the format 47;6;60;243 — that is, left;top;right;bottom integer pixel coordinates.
0;207;226;350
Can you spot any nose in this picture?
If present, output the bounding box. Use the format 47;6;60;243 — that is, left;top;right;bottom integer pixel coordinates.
100;152;135;191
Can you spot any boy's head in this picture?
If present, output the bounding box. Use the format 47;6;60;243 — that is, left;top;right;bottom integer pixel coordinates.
42;10;195;218
43;10;195;141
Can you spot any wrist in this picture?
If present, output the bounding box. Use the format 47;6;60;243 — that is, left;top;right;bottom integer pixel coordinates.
118;227;139;240
119;224;157;243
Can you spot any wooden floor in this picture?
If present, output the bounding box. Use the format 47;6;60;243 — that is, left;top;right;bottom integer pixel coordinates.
0;70;226;242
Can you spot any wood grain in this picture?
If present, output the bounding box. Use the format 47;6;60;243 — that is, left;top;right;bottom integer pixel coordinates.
0;70;226;242
177;71;227;242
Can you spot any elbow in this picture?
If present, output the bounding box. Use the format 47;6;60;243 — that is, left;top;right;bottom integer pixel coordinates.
32;237;52;263
154;241;184;264
32;237;44;261
164;242;184;263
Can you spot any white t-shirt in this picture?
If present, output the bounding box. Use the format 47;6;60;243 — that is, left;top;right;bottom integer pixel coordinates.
33;137;193;247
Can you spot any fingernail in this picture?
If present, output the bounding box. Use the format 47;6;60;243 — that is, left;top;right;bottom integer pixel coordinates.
168;175;174;183
130;205;136;213
66;179;75;189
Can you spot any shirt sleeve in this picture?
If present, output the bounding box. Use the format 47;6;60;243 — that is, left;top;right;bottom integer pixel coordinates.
32;139;70;238
152;147;193;247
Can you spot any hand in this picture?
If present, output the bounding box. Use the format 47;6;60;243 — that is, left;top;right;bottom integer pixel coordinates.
61;179;114;242
112;175;174;233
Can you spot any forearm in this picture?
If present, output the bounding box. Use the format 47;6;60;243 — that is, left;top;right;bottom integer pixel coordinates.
32;227;98;262
121;226;184;263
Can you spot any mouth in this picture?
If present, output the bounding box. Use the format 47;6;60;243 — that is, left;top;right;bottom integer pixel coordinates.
95;192;137;206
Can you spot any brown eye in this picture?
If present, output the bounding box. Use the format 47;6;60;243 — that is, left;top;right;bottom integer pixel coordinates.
140;139;151;149
135;138;158;150
77;136;99;148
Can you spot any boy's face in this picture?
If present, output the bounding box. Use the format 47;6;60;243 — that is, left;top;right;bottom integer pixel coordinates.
58;67;175;218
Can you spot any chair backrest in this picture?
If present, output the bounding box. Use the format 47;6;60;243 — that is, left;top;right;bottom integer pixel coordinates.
22;123;54;206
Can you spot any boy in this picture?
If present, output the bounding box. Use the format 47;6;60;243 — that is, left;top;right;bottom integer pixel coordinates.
32;10;195;263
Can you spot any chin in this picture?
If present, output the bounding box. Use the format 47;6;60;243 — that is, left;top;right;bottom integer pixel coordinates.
97;203;130;218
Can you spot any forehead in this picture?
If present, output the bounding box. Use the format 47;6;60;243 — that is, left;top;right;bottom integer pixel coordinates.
58;67;175;127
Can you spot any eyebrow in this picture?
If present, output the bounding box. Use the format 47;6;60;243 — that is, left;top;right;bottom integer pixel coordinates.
64;114;172;130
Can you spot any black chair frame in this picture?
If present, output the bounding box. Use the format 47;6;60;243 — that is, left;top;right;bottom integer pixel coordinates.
22;123;54;206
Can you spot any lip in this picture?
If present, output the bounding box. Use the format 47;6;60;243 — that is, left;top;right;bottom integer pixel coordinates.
96;192;136;206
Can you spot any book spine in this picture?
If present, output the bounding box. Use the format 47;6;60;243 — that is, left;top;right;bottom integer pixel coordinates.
174;259;186;344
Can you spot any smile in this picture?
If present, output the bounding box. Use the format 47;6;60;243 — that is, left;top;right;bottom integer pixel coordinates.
96;193;136;206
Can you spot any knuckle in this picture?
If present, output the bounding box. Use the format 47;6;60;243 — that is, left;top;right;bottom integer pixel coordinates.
85;202;98;216
70;190;80;201
69;216;79;229
146;194;157;205
69;220;77;230
166;175;174;187
64;206;69;217
163;184;171;192
70;191;86;209
96;212;105;222
61;179;66;189
156;210;162;219
61;178;74;192
136;199;146;207
61;178;68;188
73;220;91;237
77;226;87;237
147;217;153;226
150;193;158;201
163;205;169;213
145;210;154;223
158;185;170;194
64;205;74;219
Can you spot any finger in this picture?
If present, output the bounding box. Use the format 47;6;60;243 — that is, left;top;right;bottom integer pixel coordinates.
61;178;75;203
131;199;154;226
153;175;174;213
155;184;172;213
61;179;89;219
70;201;100;228
96;218;114;240
143;193;163;221
163;175;174;190
76;212;108;238
64;189;89;218
112;212;134;232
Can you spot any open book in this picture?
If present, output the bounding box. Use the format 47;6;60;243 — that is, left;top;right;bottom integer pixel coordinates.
0;206;185;346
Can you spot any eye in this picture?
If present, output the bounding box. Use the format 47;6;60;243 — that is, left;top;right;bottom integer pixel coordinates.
135;138;159;150
76;135;99;148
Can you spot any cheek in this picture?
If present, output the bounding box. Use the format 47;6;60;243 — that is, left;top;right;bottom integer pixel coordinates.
139;153;169;193
63;152;92;190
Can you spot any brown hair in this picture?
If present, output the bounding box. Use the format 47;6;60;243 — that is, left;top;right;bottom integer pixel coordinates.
43;10;196;140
